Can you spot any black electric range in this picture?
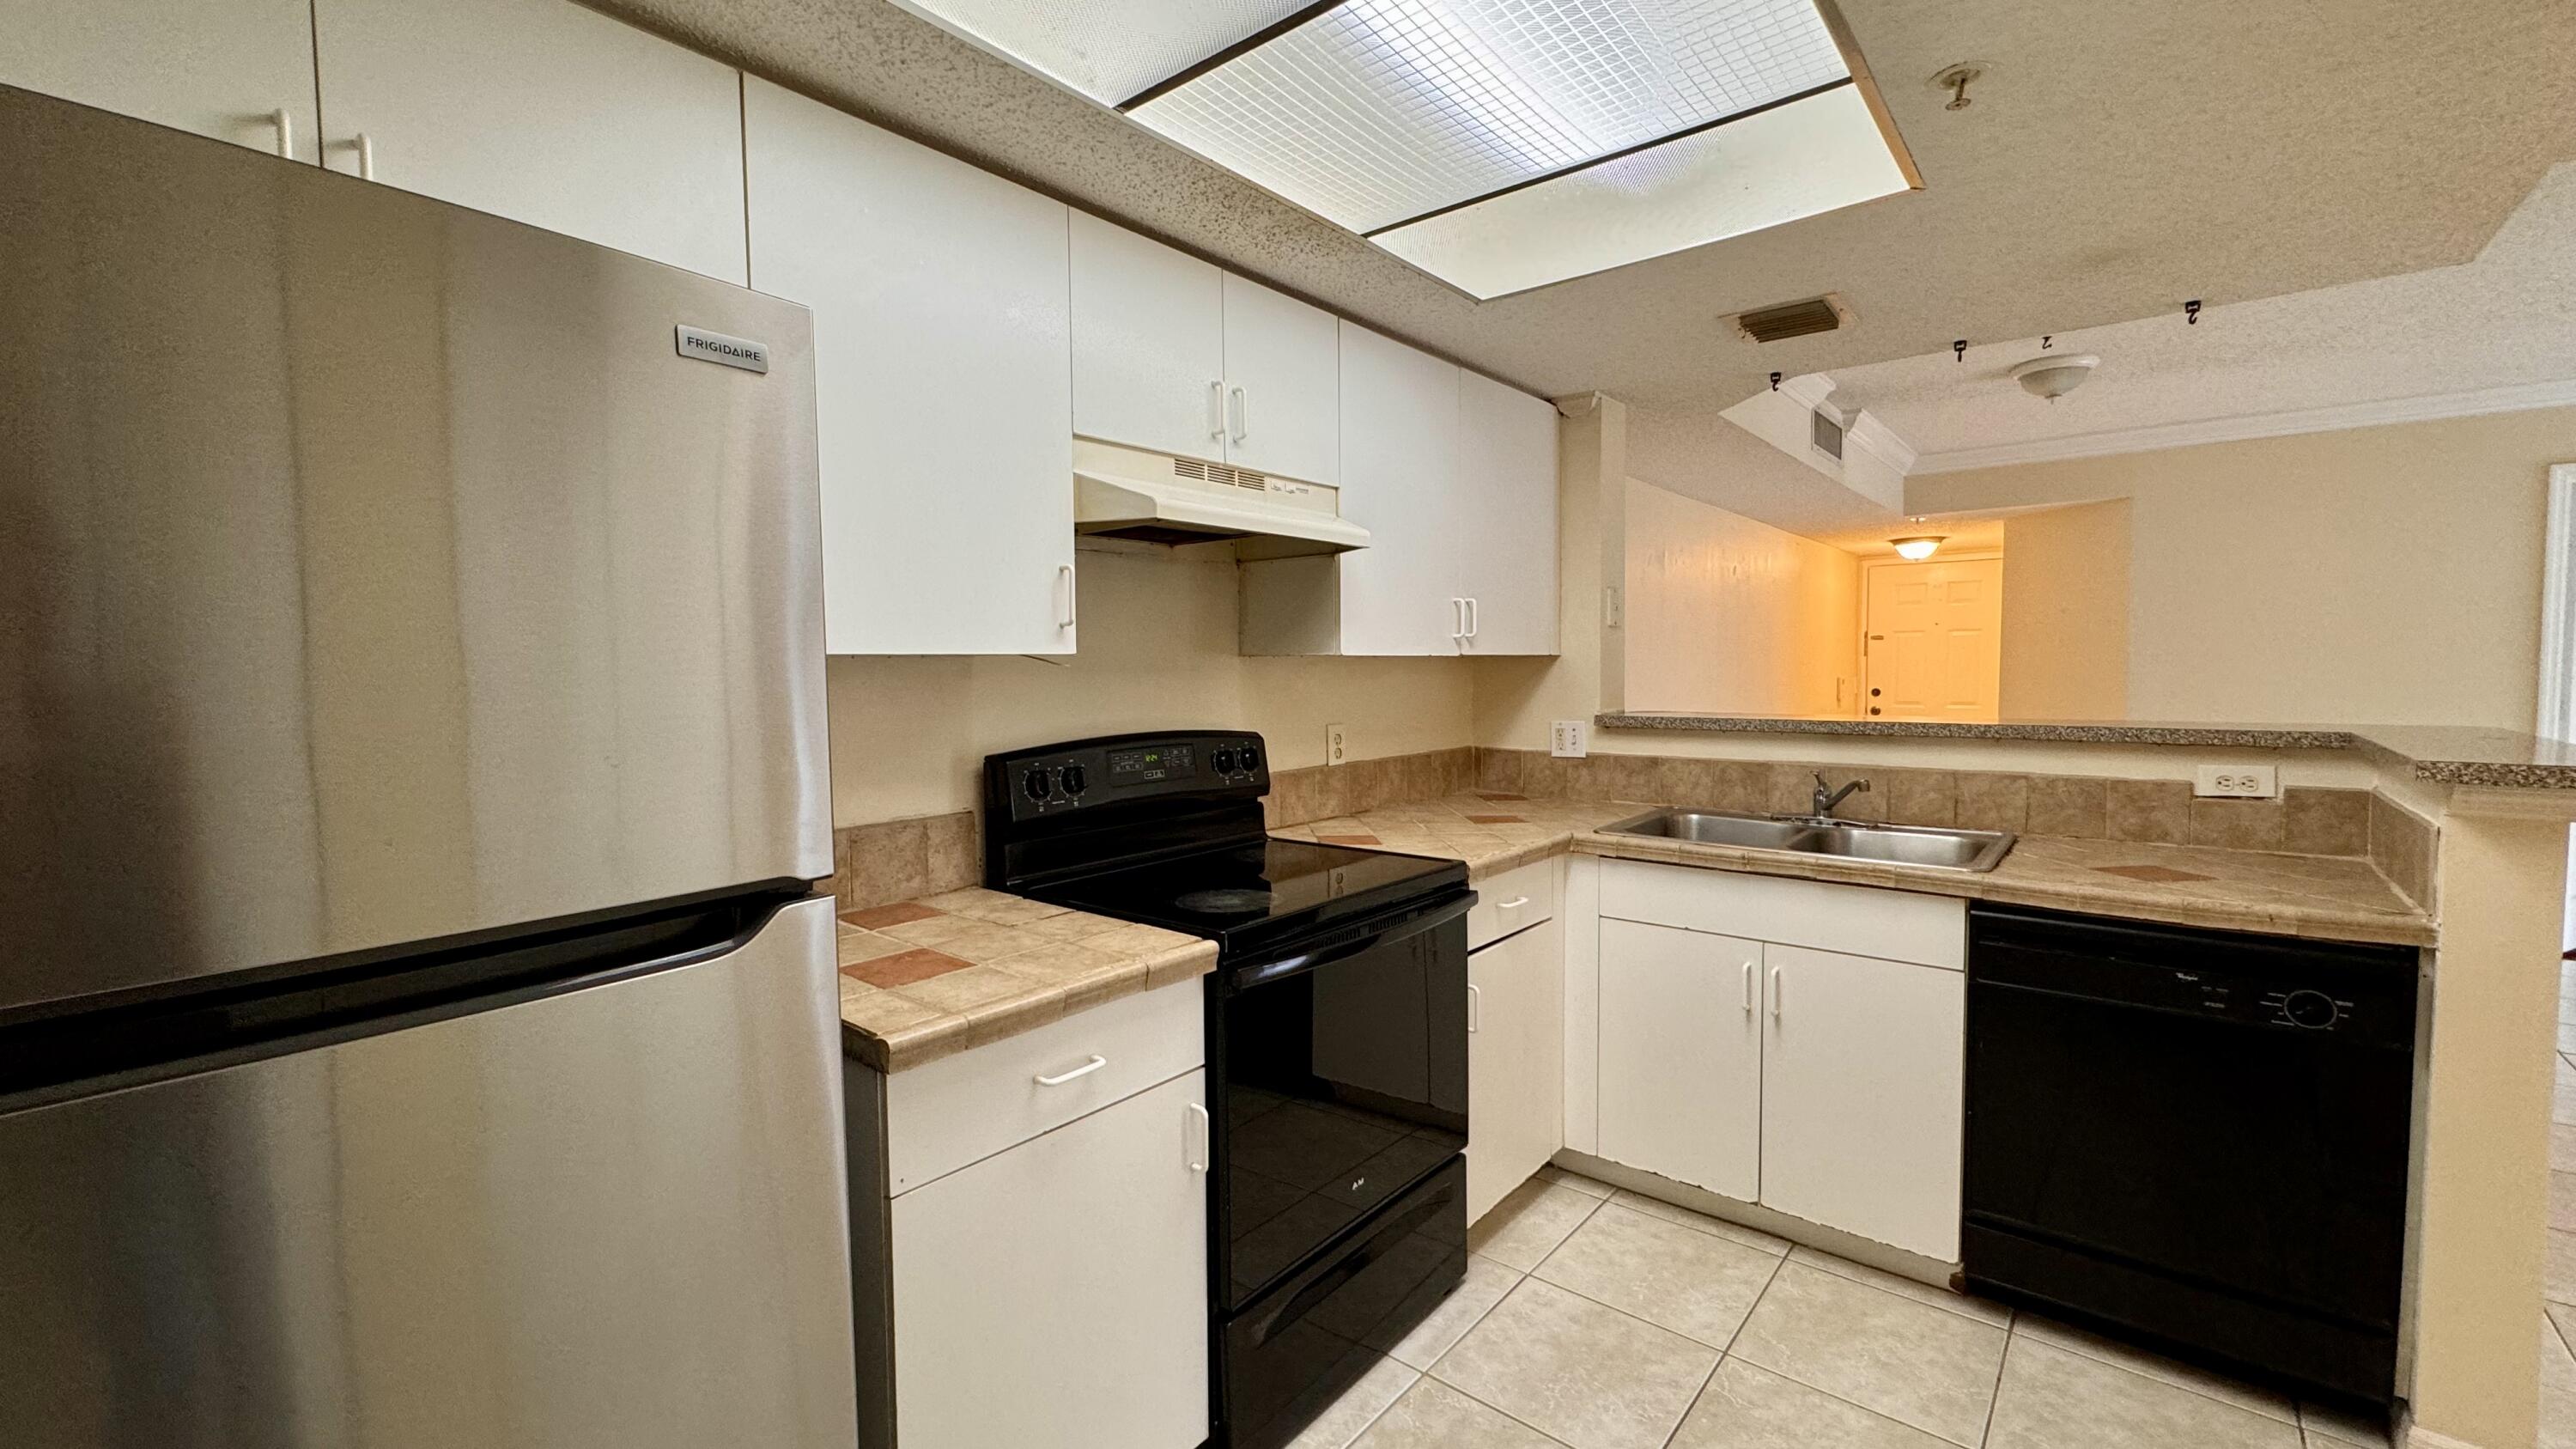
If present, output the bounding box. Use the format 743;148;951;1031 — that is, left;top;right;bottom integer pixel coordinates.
985;731;1473;1449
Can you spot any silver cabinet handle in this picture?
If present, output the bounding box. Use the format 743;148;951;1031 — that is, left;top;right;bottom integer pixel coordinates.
1056;563;1076;630
1034;1054;1106;1087
1228;385;1248;442
269;107;294;159
1207;381;1225;439
1466;597;1479;639
1770;965;1784;1021
1467;983;1480;1033
1184;1101;1211;1172
1498;896;1530;910
1741;960;1754;1014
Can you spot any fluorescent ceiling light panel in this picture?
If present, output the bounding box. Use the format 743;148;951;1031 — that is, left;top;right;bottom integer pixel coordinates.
887;0;1315;107
1130;0;1854;234
1375;82;1908;296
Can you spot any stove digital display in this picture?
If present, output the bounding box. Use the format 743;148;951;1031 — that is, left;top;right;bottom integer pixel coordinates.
1108;743;1196;785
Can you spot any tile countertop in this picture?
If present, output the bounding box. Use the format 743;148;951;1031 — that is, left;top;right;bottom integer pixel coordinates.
1271;793;2435;948
1592;714;2576;790
836;887;1216;1073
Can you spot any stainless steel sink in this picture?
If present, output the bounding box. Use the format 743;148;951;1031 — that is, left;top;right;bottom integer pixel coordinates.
1601;809;2015;873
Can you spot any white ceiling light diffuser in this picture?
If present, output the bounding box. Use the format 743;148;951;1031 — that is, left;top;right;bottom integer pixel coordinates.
885;0;1317;107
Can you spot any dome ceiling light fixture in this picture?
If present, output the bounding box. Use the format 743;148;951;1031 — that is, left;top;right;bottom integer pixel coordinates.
2010;352;2100;402
1890;535;1946;560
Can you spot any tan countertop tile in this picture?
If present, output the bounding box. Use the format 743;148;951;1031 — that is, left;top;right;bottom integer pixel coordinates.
1272;792;2434;948
838;895;1217;1074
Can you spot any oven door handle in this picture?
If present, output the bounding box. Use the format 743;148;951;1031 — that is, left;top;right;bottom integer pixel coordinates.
1229;889;1475;990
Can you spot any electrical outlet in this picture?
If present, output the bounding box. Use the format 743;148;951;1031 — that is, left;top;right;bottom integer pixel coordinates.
1326;724;1346;766
1551;720;1589;758
2193;764;2278;799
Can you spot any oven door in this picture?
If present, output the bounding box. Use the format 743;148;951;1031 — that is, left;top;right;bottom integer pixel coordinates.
1217;889;1470;1313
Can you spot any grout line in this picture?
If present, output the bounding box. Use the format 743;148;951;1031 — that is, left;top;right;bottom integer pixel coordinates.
1975;1310;2018;1447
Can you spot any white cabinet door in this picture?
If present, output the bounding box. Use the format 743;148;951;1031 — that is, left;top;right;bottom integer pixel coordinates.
1759;943;1964;1260
1596;920;1761;1202
1455;369;1559;655
891;1070;1210;1449
312;0;748;283
1467;914;1564;1222
1071;212;1226;462
1220;273;1340;486
1334;321;1461;656
0;0;320;162
744;77;1076;655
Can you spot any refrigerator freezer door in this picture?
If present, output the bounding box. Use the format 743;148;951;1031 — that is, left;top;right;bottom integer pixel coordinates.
0;896;854;1449
0;84;828;1013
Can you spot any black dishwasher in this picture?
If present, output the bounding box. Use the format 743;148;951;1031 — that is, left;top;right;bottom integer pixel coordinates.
1962;904;2419;1404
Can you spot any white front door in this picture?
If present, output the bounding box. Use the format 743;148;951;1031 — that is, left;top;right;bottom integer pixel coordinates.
1864;557;2003;721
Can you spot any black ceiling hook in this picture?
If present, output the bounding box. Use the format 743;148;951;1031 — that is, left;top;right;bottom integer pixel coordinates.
1953;339;1967;362
2184;299;2202;326
1770;371;1782;392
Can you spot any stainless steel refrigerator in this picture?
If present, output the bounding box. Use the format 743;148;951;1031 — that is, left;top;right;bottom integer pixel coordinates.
0;84;855;1449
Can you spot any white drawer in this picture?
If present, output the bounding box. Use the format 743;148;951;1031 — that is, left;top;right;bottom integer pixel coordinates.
1598;858;1964;970
887;977;1204;1194
1468;858;1558;952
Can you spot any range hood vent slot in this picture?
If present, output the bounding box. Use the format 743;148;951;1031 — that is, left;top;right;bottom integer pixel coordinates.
1172;456;1270;492
1734;294;1848;344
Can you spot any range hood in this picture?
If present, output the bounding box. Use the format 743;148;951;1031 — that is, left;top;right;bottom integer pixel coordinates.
1073;438;1368;559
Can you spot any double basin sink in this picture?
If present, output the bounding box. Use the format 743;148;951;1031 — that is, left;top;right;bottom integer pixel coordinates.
1601;808;2015;873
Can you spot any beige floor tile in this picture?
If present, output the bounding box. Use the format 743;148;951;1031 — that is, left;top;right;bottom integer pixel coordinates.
1532;1202;1781;1349
1468;1180;1604;1272
1352;1377;1569;1449
2551;1230;2576;1306
2552;1300;2576;1356
1431;1277;1718;1449
1374;1253;1523;1371
1986;1337;2300;1449
2555;1174;2576;1236
2561;1019;2576;1056
1728;1261;2007;1446
2013;1314;2293;1422
1671;1357;1955;1449
2295;1399;2392;1447
1607;1189;1791;1257
1285;1355;1420;1449
2546;1314;2576;1449
1536;1165;1615;1199
2557;1122;2576;1175
1787;1245;2012;1329
2558;1072;2576;1128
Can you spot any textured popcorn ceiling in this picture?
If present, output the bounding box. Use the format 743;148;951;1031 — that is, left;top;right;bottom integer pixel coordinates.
597;0;2576;460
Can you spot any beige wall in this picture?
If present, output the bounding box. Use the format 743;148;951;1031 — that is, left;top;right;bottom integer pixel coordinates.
826;545;1474;825
1913;407;2576;728
1622;478;1859;716
1997;499;2131;720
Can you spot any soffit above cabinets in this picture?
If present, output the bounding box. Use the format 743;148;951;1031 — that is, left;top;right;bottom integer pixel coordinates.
888;0;1916;300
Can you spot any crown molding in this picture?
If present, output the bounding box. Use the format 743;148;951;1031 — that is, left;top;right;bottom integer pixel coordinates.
1905;376;2576;475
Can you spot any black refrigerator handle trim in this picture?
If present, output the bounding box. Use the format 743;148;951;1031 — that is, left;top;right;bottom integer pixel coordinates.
1230;890;1475;990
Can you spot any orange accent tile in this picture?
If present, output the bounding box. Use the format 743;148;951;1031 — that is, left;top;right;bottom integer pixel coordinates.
842;947;971;988
2089;864;2219;883
1316;834;1383;846
1465;814;1526;825
844;901;944;929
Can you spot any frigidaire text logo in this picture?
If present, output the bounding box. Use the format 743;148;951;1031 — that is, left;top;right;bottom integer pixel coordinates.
674;325;770;375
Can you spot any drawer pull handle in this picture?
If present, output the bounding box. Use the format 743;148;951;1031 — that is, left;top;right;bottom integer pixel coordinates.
1467;983;1481;1033
1498;896;1530;910
1034;1054;1107;1087
1185;1102;1211;1172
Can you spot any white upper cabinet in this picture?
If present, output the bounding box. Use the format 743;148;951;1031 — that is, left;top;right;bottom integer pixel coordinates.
312;0;749;283
1218;274;1340;486
1455;369;1559;654
1334;321;1463;655
1071;213;1227;463
0;0;321;162
745;77;1076;656
1068;222;1340;485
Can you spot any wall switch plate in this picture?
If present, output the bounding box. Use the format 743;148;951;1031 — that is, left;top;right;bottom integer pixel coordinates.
1551;720;1589;758
1326;724;1346;766
1602;586;1624;629
2193;764;2279;799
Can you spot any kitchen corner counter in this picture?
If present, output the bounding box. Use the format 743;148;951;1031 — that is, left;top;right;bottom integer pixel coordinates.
836;887;1216;1073
1272;793;2434;948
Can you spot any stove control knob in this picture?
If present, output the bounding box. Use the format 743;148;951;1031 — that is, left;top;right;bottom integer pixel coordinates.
1212;747;1236;774
1021;768;1052;803
2283;989;2339;1029
1237;744;1261;773
1059;764;1088;797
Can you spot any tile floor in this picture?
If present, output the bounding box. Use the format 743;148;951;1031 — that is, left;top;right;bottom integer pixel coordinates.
1291;1168;2393;1449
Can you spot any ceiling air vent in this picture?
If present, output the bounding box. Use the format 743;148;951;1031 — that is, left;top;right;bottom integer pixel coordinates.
1732;294;1849;344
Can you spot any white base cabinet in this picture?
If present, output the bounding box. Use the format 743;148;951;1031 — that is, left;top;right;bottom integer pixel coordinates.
1596;919;1761;1204
890;1069;1211;1449
1467;909;1564;1221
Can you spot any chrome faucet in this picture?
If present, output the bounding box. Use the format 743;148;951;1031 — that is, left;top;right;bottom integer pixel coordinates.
1811;771;1871;819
